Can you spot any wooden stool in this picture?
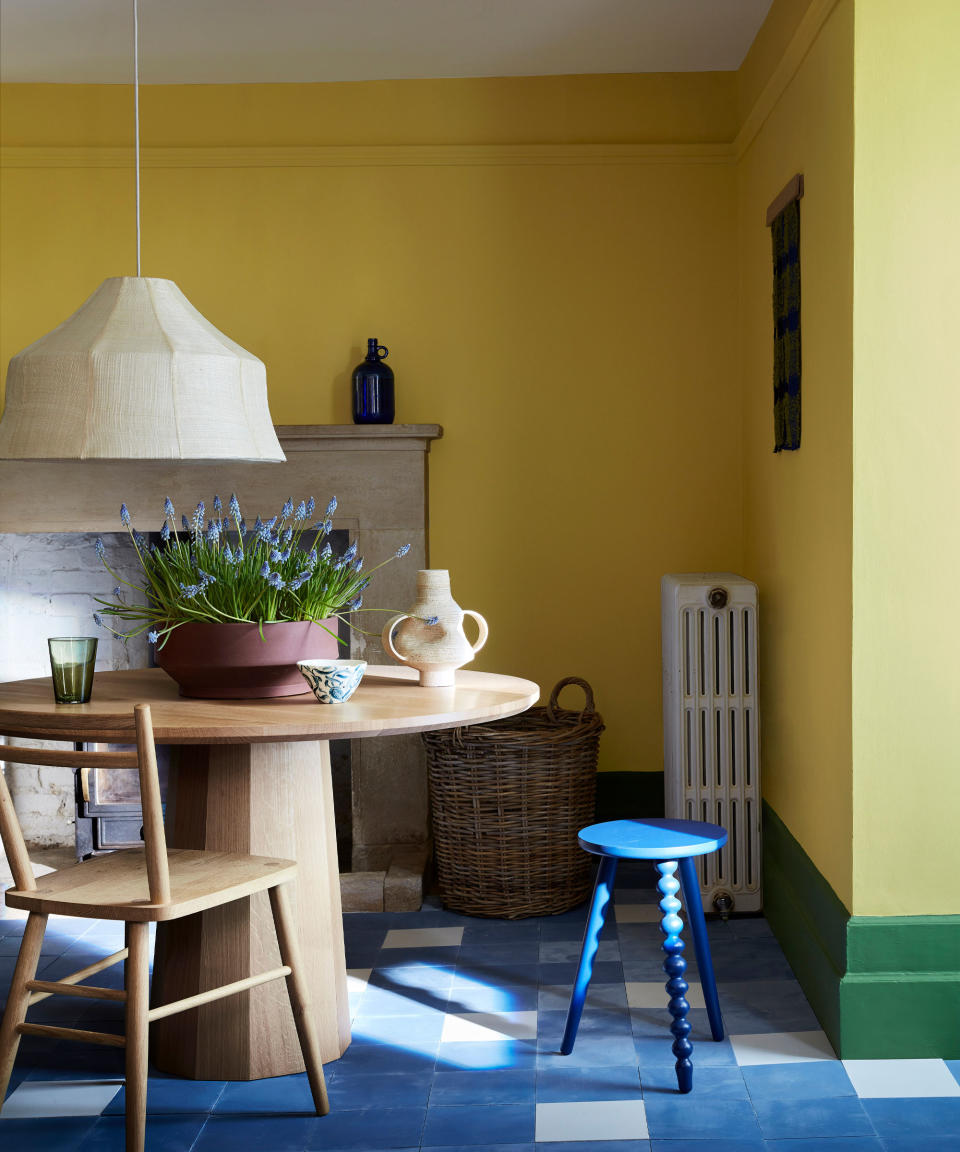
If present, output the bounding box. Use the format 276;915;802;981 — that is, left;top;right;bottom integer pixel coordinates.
560;817;727;1093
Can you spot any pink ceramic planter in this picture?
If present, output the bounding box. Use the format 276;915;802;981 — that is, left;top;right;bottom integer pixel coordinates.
155;619;340;698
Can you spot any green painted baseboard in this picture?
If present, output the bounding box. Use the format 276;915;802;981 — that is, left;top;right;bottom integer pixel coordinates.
763;802;960;1058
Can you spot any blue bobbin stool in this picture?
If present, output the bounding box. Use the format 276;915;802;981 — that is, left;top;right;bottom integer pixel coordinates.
560;818;727;1093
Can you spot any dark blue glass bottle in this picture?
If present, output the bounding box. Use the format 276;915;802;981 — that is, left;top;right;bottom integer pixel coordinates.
351;338;395;424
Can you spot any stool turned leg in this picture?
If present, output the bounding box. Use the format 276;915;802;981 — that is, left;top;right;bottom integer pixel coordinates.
677;856;724;1041
656;860;693;1093
560;854;618;1055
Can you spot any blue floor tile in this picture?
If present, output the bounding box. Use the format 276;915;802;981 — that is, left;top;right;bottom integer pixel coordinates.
741;1060;856;1100
421;1103;535;1147
640;1064;749;1099
213;1072;320;1113
429;1069;536;1105
752;1096;874;1140
643;1096;762;1141
761;1139;884;1152
437;1039;540;1071
78;1114;209;1151
103;1077;226;1114
0;1116;99;1149
650;1141;762;1152
329;1070;434;1109
861;1097;960;1137
535;1063;642;1102
538;1143;651;1152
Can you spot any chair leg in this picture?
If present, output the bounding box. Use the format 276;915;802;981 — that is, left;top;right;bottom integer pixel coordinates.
268;883;329;1115
0;912;47;1108
124;922;150;1152
677;856;724;1041
657;860;693;1093
560;854;618;1055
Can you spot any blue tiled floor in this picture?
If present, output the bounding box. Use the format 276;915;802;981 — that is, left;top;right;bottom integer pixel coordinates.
2;873;960;1151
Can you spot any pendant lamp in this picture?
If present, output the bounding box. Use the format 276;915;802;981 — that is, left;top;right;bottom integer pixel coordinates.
0;1;285;463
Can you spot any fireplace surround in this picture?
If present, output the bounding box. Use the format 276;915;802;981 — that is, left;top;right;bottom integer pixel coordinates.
0;424;442;911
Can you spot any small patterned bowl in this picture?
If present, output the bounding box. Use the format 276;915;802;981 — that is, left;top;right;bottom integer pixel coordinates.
297;659;367;703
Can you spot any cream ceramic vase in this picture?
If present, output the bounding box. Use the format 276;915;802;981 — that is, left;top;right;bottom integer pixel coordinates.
382;569;488;687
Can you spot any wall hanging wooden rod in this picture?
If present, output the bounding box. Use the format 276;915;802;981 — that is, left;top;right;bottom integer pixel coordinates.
766;173;804;226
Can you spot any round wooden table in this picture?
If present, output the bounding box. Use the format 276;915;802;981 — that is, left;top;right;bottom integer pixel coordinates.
0;665;538;1080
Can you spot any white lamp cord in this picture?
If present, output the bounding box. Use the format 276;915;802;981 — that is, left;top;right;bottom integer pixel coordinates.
133;0;141;277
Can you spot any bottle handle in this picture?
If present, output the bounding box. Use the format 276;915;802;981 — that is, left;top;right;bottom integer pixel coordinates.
377;344;389;360
382;614;412;663
462;610;489;654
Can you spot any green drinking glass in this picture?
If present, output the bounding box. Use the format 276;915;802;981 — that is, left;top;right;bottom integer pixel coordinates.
47;636;98;704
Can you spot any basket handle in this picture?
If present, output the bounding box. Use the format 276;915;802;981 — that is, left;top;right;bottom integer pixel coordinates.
546;676;596;723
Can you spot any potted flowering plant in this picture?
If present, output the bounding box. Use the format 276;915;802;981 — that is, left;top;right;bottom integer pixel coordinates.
93;493;415;698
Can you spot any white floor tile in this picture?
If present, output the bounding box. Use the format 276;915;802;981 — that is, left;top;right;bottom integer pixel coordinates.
615;904;661;923
382;926;463;949
441;1009;538;1043
730;1029;837;1065
626;981;705;1009
535;1099;649;1142
347;967;372;1019
842;1058;960;1098
1;1080;122;1118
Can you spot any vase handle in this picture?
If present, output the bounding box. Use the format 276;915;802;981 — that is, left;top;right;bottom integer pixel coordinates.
382;614;412;663
463;610;489;654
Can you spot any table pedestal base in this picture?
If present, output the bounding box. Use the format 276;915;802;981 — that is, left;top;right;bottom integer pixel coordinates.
151;740;350;1080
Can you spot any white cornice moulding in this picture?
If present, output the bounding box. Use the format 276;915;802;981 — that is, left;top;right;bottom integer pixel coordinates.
733;0;842;161
0;143;735;170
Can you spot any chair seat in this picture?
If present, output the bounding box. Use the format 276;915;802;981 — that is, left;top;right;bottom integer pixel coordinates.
577;817;727;860
4;848;298;922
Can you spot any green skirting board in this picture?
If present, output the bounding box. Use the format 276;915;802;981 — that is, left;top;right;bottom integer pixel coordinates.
762;801;960;1058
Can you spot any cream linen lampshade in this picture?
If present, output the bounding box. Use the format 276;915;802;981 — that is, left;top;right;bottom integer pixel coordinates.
0;276;285;461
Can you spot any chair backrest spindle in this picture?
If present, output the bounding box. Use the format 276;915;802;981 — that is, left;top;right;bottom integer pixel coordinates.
134;704;170;904
0;754;37;892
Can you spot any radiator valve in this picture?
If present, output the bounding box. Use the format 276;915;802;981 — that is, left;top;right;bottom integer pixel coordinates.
707;586;729;609
712;890;734;920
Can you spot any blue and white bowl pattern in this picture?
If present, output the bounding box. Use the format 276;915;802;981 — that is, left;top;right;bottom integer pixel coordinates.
298;659;367;703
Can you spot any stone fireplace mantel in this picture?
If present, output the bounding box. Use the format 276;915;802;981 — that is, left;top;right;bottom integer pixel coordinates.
0;424;442;912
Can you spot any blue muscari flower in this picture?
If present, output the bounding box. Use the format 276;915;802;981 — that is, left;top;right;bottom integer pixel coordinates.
281;548;292;562
305;497;315;517
333;558;346;572
238;519;246;535
260;562;271;578
358;577;371;591
395;543;411;558
283;526;293;544
320;542;332;559
206;525;219;543
257;523;273;543
281;499;294;519
267;571;285;590
160;522;171;542
307;549;318;566
93;612;103;627
323;518;333;535
325;497;337;517
133;532;147;550
346;596;363;611
264;517;277;530
426;615;439;626
223;543;234;563
213;494;223;514
95;538;105;559
150;543;159;555
253;515;263;532
148;630;158;644
197;569;215;586
343;541;358;563
179;582;203;600
288;569;312;591
120;503;130;526
164;497;175;518
294;501;307;522
182;515;190;532
230;493;241;521
112;585;123;598
352;556;364;573
270;549;283;563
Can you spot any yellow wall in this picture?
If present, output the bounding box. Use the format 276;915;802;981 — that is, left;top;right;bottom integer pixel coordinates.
851;0;960;915
0;75;741;778
736;0;855;909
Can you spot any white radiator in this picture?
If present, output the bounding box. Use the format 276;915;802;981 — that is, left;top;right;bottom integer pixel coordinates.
661;573;761;914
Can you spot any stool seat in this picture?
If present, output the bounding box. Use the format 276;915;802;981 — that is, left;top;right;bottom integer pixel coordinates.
560;816;728;1095
578;818;727;860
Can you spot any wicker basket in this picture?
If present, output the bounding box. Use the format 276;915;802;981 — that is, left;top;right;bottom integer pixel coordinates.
422;676;604;918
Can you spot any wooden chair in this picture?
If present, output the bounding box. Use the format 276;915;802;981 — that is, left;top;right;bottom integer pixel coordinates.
0;703;328;1150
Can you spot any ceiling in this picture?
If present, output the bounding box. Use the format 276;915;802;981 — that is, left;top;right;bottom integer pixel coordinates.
0;0;773;84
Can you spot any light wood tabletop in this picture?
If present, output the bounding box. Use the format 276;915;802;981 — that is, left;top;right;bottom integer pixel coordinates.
0;665;539;1081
